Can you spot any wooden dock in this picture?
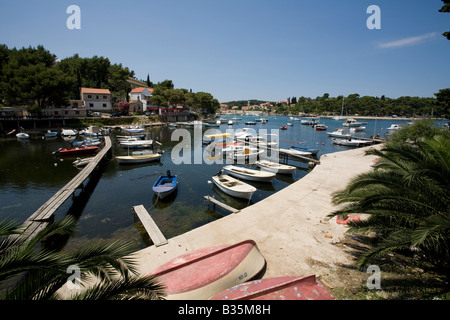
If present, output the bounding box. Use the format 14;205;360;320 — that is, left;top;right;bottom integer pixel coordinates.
132;205;168;247
12;136;112;244
204;195;240;214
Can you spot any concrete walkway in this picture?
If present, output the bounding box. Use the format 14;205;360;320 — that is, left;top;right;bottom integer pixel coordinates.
132;144;380;281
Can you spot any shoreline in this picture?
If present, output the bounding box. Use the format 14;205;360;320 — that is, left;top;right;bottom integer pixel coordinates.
128;144;382;298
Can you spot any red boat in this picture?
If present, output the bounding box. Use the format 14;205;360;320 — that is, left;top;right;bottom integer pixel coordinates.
209;275;335;300
147;240;266;300
55;146;100;156
280;126;287;130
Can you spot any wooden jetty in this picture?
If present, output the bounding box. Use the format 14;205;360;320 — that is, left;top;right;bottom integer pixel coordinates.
204;195;240;214
11;136;112;244
132;205;168;247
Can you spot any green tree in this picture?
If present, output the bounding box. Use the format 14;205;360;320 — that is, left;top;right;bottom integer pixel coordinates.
0;216;165;300
439;0;450;40
328;129;450;272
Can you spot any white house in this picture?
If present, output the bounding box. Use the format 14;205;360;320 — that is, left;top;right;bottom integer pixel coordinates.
128;87;154;112
81;88;113;112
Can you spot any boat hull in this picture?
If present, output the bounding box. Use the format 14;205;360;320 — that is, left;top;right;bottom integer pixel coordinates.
209;275;334;300
116;154;161;164
152;175;178;199
212;174;256;200
147;240;266;300
57;146;100;156
255;160;296;174
223;165;275;182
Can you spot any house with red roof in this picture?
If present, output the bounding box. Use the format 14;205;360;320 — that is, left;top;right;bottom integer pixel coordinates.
80;88;112;112
128;87;154;112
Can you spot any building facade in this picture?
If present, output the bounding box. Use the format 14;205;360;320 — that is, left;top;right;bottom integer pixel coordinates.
80;88;112;112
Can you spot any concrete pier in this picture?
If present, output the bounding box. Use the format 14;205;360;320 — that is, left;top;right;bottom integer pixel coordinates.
132;144;381;281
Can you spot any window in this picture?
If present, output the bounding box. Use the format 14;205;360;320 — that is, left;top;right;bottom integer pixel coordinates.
103;103;107;108
103;95;107;99
89;103;94;108
88;94;92;99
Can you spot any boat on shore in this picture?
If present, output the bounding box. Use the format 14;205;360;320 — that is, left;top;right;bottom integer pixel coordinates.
211;173;256;200
116;153;161;164
209;275;334;300
152;171;178;199
147;239;266;300
255;160;296;174
222;165;275;182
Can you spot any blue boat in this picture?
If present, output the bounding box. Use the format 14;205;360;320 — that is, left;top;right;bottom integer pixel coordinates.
290;145;320;155
153;171;178;199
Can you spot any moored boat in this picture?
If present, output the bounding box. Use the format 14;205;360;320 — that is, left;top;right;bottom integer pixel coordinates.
116;153;161;164
146;240;266;300
343;118;362;127
211;173;256;200
314;124;328;131
331;137;372;147
290;145;320;155
222;165;275;182
209;275;334;300
152;171;178;199
54;146;100;156
16;132;29;139
327;128;351;138
255;160;296;174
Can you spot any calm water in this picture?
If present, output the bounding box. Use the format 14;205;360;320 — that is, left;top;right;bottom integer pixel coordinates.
0;116;429;251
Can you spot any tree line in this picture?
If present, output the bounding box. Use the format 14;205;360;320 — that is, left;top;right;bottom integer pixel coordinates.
0;44;220;114
284;92;449;118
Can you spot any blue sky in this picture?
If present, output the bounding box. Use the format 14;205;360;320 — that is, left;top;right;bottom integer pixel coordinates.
0;0;449;102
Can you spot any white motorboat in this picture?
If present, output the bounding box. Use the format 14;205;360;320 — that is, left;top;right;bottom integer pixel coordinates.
350;126;366;132
331;138;372;147
16;132;29;139
327;128;351;138
255;160;296;174
227;147;264;162
211;174;256;200
387;124;401;130
120;137;154;149
116;153;161;164
222;165;275;182
61;129;77;137
343;118;363;127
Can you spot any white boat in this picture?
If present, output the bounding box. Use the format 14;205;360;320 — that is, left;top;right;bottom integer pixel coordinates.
44;130;58;139
331;138;372;147
349;126;366;133
123;127;144;134
290;116;301;121
16;132;29;139
72;139;101;147
255;160;296;174
287;122;293;126
72;157;94;168
228;120;233;125
327;128;351;138
343;118;363;127
61;129;77;137
301;118;319;125
222;165;275;182
120;137;154;149
211;174;256;200
227;147;264;162
387;124;401;130
116;153;161;164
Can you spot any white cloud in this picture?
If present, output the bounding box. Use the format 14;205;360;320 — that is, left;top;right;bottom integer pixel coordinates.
378;32;438;49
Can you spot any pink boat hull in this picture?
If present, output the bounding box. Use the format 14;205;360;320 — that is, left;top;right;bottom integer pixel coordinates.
147;240;266;300
209;275;335;300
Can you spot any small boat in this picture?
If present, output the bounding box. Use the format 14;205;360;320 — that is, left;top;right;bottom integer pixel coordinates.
290;145;320;155
314;124;328;131
152;170;178;199
245;120;256;125
255;160;296;174
350;126;366;132
116;134;146;141
227;148;264;162
72;139;101;147
72;157;94;168
343;118;363;127
44;130;58;139
301;118;319;125
327;128;351;138
211;173;256;200
209;275;334;300
205;122;220;127
16;132;29;139
290;116;301;121
287;122;293;126
120;138;154;149
147;240;266;300
331;138;372;147
280;126;287;130
387;124;401;130
222;165;275;182
54;146;100;156
123;127;144;134
116;153;161;164
228;120;233;125
61;129;77;137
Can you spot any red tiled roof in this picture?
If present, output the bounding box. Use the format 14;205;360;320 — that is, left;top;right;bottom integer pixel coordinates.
81;88;111;94
130;87;154;94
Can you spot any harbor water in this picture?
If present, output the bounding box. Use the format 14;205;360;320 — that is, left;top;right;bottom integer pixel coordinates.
0;116;429;251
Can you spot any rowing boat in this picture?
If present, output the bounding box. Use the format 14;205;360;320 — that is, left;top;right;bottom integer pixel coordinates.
211;174;256;200
222;165;275;182
255;160;296;174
